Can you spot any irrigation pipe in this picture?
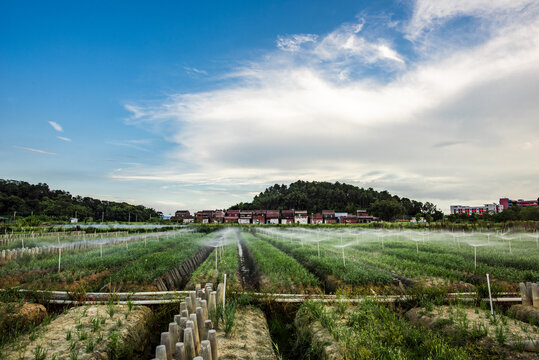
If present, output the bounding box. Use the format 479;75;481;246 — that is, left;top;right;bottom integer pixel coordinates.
4;289;517;300
3;289;521;305
41;296;523;305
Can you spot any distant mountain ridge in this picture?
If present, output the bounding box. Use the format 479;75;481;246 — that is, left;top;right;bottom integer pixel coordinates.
229;180;443;220
0;179;160;221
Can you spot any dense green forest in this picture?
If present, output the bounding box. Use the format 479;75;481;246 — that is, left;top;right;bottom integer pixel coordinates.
0;179;161;222
229;180;444;221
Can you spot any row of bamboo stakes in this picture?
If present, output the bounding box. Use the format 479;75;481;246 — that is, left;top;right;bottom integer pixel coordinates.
153;282;225;360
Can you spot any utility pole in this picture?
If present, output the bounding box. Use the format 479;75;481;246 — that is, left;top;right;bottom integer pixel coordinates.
102;211;104;223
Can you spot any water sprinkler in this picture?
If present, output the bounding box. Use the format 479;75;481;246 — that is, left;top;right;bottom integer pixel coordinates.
469;243;487;270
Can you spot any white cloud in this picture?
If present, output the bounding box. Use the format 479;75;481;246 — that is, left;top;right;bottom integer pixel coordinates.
273;21;404;68
48;121;63;132
57;136;72;142
276;34;318;51
312;22;405;65
406;0;537;40
16;146;56;155
120;3;539;212
184;66;208;75
108;139;153;152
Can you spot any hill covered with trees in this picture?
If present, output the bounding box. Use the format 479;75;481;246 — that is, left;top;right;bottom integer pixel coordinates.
0;179;161;222
229;180;443;221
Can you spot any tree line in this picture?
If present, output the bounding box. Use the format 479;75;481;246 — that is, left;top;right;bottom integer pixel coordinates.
229;180;444;221
0;179;161;222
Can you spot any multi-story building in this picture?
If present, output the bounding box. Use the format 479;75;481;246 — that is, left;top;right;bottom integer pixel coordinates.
294;210;309;224
195;210;215;224
500;198;538;208
239;210;253;224
281;210;295;224
340;216;358;224
450;203;503;215
173;208;378;224
266;210;280;224
252;210;266;224
356;209;376;223
311;213;324;224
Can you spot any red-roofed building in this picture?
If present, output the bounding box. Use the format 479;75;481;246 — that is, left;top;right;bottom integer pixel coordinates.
311;213;324;224
294;210;309;224
266;210;280;224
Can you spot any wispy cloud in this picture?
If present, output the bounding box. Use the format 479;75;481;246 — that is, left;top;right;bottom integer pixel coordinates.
108;139;152;152
121;1;539;211
184;66;208;75
16;146;56;155
57;136;72;142
48;121;63;132
276;34;318;51
432;141;466;148
406;0;536;40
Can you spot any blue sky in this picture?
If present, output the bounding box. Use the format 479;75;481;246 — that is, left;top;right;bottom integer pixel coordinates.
1;0;538;215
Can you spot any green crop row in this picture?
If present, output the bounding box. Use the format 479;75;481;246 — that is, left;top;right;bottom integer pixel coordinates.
242;232;319;292
110;233;212;284
0;233;206;290
267;230;538;284
256;233;393;286
189;231;240;288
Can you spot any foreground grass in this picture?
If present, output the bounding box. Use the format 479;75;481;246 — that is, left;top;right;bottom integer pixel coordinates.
297;300;471;359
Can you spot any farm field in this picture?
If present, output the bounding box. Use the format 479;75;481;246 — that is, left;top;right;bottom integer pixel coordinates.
1;226;538;359
0;230;214;291
256;227;539;292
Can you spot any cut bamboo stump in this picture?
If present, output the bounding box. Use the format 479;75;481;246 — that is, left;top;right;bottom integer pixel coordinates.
188;318;200;355
201;340;213;360
520;282;533;306
189;292;197;313
208;330;218;360
208;292;217;318
203;320;213;341
174;342;186;360
183;327;196;360
161;332;172;360
156;344;167;360
179;317;187;342
201;300;208;320
531;283;539;309
152;285;224;360
196;307;205;340
169;322;179;348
